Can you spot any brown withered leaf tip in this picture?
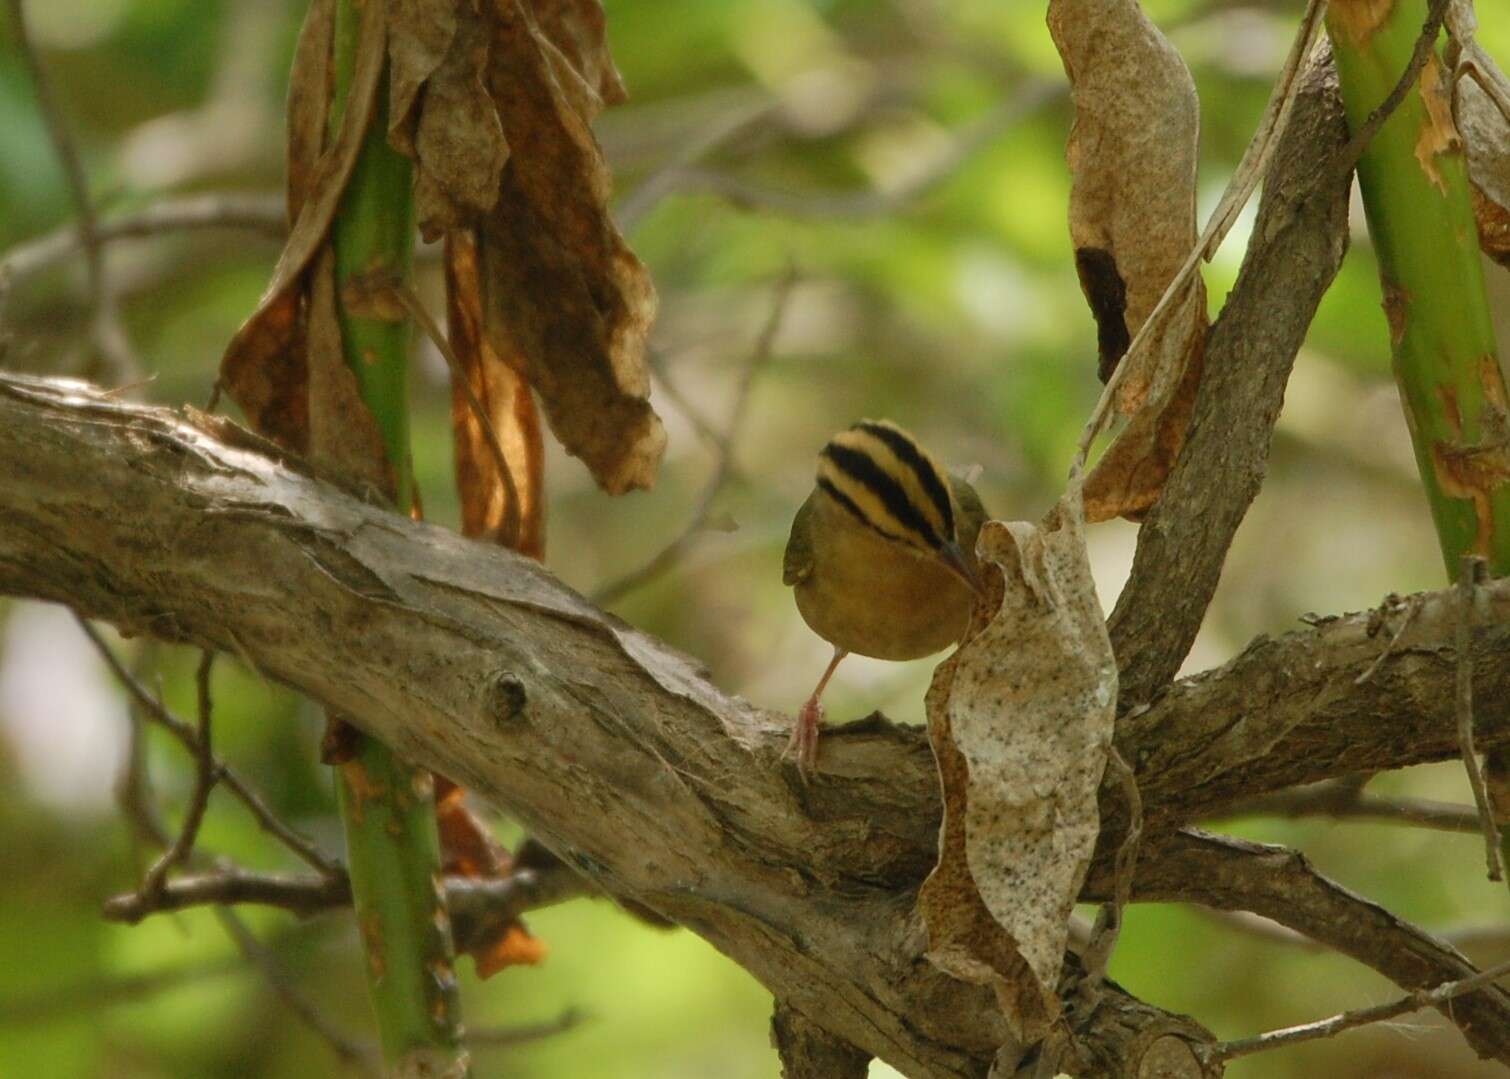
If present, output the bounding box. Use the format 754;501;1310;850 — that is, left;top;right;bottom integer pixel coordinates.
920;484;1116;1044
435;777;548;975
1456;70;1510;268
447;233;546;554
1048;0;1207;523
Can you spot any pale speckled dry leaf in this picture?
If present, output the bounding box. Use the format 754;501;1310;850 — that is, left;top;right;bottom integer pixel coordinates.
1456;68;1510;267
1048;0;1207;522
446;232;545;555
475;0;663;495
920;484;1116;1044
220;0;389;454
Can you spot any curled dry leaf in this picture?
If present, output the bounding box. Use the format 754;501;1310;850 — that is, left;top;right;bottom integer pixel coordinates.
381;0;662;494
447;232;546;555
920;483;1116;1043
219;0;389;458
435;777;548;974
1456;65;1510;267
1048;0;1207;522
477;0;663;495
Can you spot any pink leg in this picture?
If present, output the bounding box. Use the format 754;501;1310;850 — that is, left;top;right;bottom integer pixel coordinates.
784;647;847;781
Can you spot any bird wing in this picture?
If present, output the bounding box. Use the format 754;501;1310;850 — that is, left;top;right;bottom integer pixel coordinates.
782;492;817;587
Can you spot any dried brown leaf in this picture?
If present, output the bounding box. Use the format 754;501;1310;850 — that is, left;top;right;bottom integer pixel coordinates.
221;0;389;450
475;0;663;495
387;0;460;147
530;0;627;112
287;0;336;219
447;232;546;554
434;776;548;976
435;775;509;878
1048;0;1207;521
1457;64;1510;267
921;485;1116;1043
401;0;510;236
306;251;396;498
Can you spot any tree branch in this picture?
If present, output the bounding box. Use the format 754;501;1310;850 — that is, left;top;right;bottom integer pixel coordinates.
7;373;1510;1068
1107;55;1353;706
1096;830;1510;1062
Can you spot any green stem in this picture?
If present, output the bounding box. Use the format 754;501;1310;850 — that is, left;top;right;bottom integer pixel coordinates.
1326;0;1510;887
1326;0;1510;576
327;0;464;1067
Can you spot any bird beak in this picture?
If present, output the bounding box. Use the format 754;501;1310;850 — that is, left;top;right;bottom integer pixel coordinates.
937;540;982;596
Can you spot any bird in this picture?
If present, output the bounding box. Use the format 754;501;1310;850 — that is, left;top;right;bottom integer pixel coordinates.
782;420;987;778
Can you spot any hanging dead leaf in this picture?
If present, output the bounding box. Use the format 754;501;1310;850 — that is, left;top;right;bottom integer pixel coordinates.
470;0;662;495
1048;0;1207;522
447;231;546;554
920;483;1116;1044
386;0;459;143
434;777;549;974
1456;65;1510;268
529;0;628;111
396;0;510;237
306;251;396;497
220;0;389;452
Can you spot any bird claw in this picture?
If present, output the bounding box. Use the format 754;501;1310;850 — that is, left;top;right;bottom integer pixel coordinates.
783;698;824;782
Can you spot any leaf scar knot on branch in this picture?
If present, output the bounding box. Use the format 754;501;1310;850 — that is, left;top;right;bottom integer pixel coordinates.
492;674;528;724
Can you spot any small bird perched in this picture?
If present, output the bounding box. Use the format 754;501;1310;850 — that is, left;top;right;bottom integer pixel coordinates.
783;420;987;777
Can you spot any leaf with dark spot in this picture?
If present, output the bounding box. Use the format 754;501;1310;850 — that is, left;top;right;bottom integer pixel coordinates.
1049;0;1207;523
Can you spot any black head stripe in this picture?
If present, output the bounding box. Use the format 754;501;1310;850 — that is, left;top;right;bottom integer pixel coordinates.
817;477;907;544
854;422;955;540
821;442;943;549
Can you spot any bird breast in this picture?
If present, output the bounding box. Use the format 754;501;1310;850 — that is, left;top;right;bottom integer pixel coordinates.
793;516;976;661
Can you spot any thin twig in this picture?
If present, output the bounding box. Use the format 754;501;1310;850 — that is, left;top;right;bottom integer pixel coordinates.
136;651;219;899
1072;0;1328;474
0;956;246;1025
1081;747;1143;985
593;267;798;605
0;192;285;286
101;863;591;936
638;80;1061;224
213;907;380;1075
1329;0;1454;185
5;0;138;380
1198;907;1510;954
1209;955;1510;1062
1455;555;1503;880
1355;593;1424;683
469;1007;589;1049
77;617;339;876
1224;785;1486;834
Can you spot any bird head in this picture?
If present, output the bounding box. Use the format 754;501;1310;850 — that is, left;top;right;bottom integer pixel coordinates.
814;420;982;594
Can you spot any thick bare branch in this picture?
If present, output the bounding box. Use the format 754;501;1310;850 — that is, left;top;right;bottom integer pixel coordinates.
1108;56;1352;705
1096;830;1510;1062
0;372;1294;1075
7;374;1510;1067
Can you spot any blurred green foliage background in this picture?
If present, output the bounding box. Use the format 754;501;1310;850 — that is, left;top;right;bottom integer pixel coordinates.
2;0;1510;1075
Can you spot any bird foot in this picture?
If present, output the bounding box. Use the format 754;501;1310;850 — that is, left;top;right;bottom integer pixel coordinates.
783;698;824;782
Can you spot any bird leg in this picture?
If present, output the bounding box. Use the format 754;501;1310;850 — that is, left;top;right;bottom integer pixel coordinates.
784;647;847;781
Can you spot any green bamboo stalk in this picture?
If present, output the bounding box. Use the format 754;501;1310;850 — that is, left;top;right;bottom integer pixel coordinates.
1325;0;1510;576
1325;0;1510;880
327;0;465;1068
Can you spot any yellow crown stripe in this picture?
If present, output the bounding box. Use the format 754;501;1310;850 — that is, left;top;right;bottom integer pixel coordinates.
815;455;932;549
828;427;952;542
